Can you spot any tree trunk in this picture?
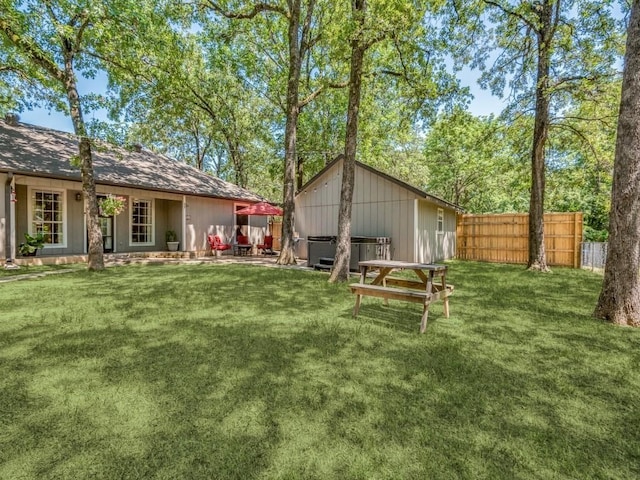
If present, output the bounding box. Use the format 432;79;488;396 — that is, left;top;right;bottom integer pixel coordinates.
277;0;302;266
527;2;552;272
329;0;367;283
64;60;104;271
594;0;640;327
296;154;305;192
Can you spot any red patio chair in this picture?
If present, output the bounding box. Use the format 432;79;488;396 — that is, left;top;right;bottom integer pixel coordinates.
237;235;250;245
257;235;274;255
207;234;231;255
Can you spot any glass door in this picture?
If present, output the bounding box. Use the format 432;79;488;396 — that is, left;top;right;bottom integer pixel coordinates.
100;216;114;253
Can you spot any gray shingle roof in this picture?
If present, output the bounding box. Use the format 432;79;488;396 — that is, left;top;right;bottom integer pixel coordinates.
0;119;263;202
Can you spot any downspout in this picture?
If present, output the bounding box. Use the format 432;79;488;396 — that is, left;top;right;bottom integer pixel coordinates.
182;195;187;253
414;198;419;263
4;173;19;269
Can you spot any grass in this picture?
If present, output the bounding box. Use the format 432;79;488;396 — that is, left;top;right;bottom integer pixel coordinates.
0;263;84;279
1;260;639;479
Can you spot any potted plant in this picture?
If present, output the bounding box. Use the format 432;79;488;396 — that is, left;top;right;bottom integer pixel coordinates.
19;232;45;257
166;229;180;251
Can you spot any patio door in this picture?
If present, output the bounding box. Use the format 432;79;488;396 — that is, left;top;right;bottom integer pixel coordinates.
100;216;114;253
87;195;115;253
235;204;249;240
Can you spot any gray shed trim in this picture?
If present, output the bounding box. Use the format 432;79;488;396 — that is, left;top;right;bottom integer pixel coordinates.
297;155;464;213
0;120;262;202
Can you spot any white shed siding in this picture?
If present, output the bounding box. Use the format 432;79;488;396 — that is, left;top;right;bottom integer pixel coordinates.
442;207;457;260
415;199;457;263
295;161;419;261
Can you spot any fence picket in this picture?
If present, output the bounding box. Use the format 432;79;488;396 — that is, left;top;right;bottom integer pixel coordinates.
456;212;583;268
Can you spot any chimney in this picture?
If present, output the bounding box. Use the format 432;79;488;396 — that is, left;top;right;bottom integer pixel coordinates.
5;113;20;126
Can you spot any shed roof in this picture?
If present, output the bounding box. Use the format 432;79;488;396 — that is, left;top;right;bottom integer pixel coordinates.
0;119;262;202
297;155;464;212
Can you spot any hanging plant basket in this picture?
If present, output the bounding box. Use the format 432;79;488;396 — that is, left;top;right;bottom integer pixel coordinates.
98;195;126;216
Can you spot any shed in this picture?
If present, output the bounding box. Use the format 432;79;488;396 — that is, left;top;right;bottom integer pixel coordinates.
295;157;463;263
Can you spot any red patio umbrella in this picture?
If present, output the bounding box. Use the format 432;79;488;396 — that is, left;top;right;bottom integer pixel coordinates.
235;201;283;216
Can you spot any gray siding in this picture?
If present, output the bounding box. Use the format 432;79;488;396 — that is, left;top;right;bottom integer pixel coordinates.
4;175;249;257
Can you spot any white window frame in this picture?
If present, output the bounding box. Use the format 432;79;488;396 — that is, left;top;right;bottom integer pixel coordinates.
437;208;444;234
27;186;67;248
129;197;155;246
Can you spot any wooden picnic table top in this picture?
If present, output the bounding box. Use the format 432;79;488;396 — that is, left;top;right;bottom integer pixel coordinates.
358;260;447;272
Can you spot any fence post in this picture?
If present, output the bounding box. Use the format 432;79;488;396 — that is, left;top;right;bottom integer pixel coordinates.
574;213;581;268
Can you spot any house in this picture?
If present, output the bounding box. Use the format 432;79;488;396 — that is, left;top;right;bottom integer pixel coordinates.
295;156;463;264
0;116;267;262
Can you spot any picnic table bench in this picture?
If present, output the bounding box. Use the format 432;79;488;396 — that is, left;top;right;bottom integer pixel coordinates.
350;260;453;333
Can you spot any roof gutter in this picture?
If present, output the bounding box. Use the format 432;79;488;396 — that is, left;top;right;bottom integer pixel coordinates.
0;168;263;204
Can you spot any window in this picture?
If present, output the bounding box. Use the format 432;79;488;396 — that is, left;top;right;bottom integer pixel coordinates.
130;198;154;245
29;188;66;246
437;208;444;233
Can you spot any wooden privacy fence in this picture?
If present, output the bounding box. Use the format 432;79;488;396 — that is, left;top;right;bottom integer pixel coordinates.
456;212;583;268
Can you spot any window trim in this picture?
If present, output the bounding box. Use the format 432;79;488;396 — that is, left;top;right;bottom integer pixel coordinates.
27;186;67;248
129;197;155;246
436;208;444;234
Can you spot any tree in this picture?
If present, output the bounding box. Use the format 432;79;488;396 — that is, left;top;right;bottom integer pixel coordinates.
454;0;621;271
545;80;619;240
103;21;265;189
594;0;640;327
423;108;519;212
0;0;106;270
329;0;463;282
202;0;327;265
329;0;368;282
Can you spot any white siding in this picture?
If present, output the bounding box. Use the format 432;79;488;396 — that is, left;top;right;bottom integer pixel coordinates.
415;199;457;263
185;196;234;252
184;196;267;254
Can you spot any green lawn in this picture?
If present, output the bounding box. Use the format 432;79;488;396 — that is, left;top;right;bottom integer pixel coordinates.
1;261;639;479
0;263;84;279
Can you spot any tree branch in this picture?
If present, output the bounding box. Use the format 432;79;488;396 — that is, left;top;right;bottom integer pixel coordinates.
300;0;316;57
73;13;92;55
204;1;288;19
483;0;537;32
298;80;348;109
0;17;66;82
550;122;600;162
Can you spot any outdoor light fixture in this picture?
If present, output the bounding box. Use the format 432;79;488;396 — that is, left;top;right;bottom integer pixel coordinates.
75;193;82;201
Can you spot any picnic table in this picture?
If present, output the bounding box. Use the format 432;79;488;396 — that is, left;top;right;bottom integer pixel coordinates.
350;260;453;334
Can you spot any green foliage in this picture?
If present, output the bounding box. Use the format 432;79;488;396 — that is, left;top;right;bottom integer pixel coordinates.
18;232;45;255
165;229;178;242
1;262;639;478
98;194;126;216
422;107;528;212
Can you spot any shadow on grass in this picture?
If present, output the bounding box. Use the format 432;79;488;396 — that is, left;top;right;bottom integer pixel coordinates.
1;262;639;479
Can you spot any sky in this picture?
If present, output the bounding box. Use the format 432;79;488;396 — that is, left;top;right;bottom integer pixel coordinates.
17;67;507;133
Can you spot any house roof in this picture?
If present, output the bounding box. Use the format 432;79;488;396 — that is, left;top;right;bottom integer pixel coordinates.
297;155;464;212
0;119;263;202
